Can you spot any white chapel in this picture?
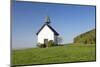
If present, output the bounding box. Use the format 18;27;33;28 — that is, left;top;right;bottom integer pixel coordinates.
36;16;59;45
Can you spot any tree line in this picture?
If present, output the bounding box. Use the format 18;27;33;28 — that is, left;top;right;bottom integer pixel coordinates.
74;29;96;44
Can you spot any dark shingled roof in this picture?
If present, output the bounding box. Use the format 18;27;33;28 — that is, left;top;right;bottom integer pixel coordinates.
36;24;59;35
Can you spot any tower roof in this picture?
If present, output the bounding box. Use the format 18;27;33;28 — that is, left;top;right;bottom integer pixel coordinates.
45;16;51;24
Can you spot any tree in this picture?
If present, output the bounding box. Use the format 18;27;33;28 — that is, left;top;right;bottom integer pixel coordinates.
37;43;46;48
47;40;55;47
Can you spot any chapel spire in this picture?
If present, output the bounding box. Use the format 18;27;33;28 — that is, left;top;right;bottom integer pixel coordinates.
45;16;51;24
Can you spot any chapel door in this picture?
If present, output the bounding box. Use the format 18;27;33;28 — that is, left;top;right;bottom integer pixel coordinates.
44;39;48;46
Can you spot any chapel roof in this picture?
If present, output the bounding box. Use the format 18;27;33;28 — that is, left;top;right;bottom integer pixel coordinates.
36;16;59;35
36;24;59;35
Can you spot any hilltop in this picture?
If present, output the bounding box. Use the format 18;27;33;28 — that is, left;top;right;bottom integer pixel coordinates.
74;29;96;44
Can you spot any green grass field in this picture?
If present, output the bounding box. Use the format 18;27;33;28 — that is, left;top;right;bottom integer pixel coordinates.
12;44;96;66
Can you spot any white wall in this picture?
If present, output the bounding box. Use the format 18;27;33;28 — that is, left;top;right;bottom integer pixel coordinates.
37;25;54;43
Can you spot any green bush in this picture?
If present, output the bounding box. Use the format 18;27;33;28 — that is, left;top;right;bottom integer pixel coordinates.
37;43;46;48
37;40;58;48
47;40;58;47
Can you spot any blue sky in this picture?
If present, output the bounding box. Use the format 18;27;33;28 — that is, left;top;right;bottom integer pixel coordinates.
12;1;96;49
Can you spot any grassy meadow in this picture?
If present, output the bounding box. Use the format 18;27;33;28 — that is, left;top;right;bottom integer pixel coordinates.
12;44;96;66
